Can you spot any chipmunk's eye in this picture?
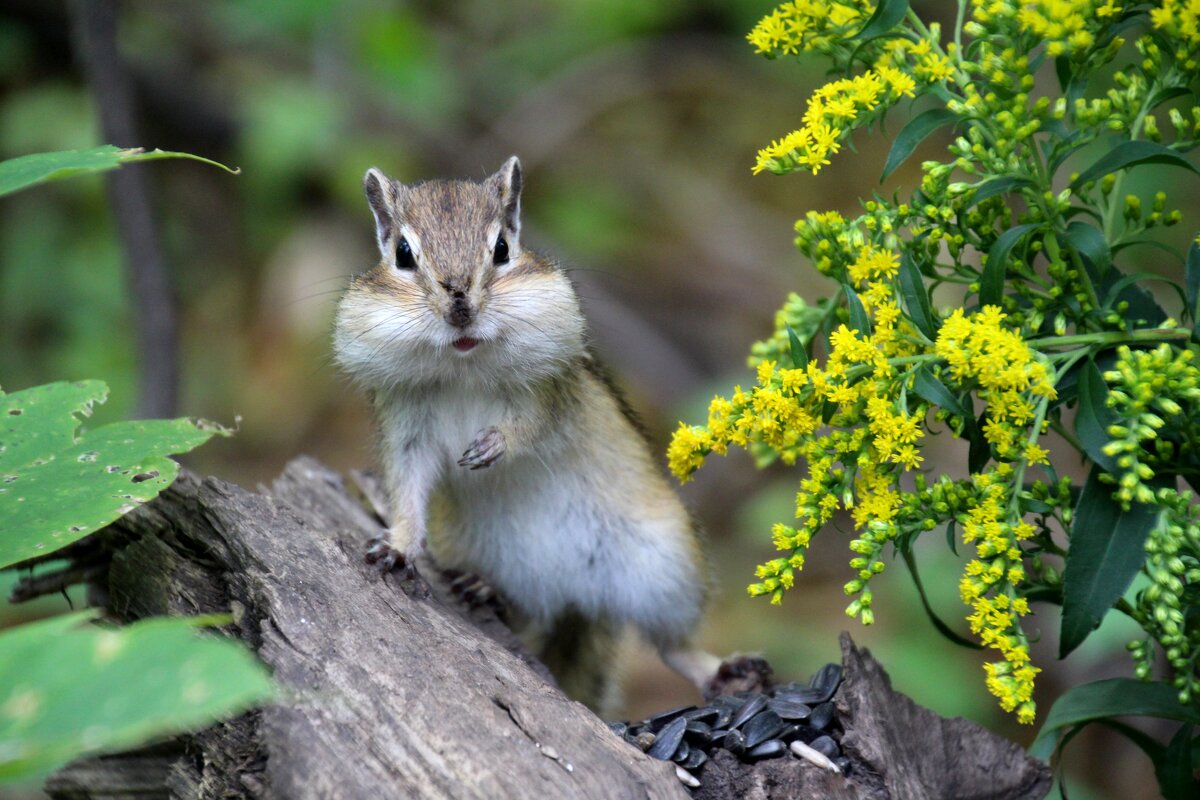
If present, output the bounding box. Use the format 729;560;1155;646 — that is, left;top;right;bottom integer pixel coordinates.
493;235;509;265
395;236;417;270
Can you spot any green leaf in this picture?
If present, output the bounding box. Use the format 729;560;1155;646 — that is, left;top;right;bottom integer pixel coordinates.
1074;361;1118;473
981;224;1040;308
1101;273;1189;319
0;146;237;198
1062;221;1111;278
966;176;1035;209
911;366;968;418
1032;678;1200;760
898;251;938;339
843;284;871;337
1060;466;1164;658
1157;725;1199;800
1186;238;1200;321
899;547;982;650
850;0;909;42
0;381;229;569
786;323;808;369
881;108;957;182
1069;141;1200;191
0;611;273;781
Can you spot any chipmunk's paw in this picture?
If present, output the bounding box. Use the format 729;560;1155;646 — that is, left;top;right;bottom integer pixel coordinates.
458;426;505;470
365;536;430;597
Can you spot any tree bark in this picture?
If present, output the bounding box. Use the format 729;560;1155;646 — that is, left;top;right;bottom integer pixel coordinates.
20;458;1051;799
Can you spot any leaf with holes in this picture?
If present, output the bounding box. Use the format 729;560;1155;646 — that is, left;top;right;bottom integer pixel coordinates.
0;381;229;569
0;611;273;782
0;146;237;198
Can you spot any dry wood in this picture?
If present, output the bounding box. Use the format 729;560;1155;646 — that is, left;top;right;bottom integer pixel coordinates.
23;458;1050;799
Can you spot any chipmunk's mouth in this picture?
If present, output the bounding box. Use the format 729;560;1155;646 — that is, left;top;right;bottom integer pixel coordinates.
452;337;479;353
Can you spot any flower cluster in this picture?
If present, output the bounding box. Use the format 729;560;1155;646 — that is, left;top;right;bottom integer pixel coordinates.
1103;343;1200;505
753;69;917;175
1015;0;1124;57
958;468;1040;724
1151;0;1200;56
690;0;1200;734
1131;488;1200;703
746;0;873;57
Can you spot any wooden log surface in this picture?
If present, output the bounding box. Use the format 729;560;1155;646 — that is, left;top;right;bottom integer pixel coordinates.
24;457;1051;800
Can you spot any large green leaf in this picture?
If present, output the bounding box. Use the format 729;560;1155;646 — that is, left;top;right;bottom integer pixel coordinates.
1069;141;1200;191
1032;678;1200;760
1060;466;1163;658
0;146;236;198
881;108;957;182
0;382;228;569
0;611;273;782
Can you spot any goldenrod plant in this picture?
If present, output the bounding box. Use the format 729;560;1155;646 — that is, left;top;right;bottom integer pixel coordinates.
670;0;1200;787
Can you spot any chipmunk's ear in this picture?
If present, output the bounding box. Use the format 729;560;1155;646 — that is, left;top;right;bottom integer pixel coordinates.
490;156;522;235
363;168;398;255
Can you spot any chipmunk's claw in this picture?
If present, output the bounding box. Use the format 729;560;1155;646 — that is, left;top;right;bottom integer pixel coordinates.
458;426;505;470
365;536;431;598
365;536;402;572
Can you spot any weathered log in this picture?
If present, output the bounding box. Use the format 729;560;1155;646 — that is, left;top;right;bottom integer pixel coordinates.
24;457;1051;799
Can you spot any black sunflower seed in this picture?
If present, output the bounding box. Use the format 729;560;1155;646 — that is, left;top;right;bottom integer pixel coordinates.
742;710;785;749
646;717;686;761
809;701;835;731
746;739;787;760
728;694;768;729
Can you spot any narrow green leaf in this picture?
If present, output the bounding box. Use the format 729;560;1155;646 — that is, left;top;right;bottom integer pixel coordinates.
1157;725;1199;800
898;251;938;339
900;548;982;650
1060;466;1164;658
851;0;909;42
1070;141;1200;191
912;366;968;418
843;284;871;337
981;224;1039;308
966;176;1035;209
0;382;230;569
1062;221;1111;277
881;108;957;182
1032;678;1200;760
1186;238;1200;322
0;612;274;781
1074;361;1118;473
786;324;808;369
0;146;238;198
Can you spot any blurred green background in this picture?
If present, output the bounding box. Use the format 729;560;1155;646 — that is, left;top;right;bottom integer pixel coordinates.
1;1;1185;797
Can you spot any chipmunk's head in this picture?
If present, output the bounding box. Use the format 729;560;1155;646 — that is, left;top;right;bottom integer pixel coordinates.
334;157;585;388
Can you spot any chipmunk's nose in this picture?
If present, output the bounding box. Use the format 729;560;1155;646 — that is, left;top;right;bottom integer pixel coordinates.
447;295;473;328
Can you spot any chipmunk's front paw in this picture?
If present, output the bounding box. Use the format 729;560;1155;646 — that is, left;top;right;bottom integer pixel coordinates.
365;536;430;597
458;426;505;470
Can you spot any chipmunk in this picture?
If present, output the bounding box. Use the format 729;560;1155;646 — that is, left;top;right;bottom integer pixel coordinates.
333;157;720;711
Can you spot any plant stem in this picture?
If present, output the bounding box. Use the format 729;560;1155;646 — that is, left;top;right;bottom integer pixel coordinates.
1028;327;1190;350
